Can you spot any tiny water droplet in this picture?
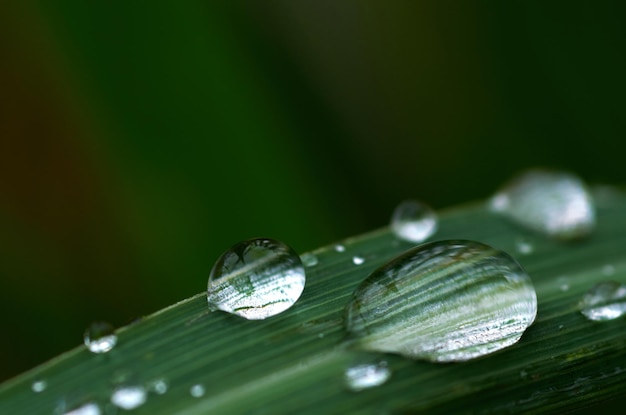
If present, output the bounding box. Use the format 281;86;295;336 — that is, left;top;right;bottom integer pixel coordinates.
489;169;595;240
579;281;626;321
62;402;101;415
352;256;365;265
335;244;346;253
345;361;391;392
515;237;534;255
602;264;615;276
31;379;46;393
345;240;537;362
148;378;168;395
557;276;570;292
190;384;205;398
390;200;437;243
300;253;319;267
84;322;117;354
110;385;147;410
207;238;306;320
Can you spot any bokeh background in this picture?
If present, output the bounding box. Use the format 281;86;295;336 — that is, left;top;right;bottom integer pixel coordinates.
1;2;625;382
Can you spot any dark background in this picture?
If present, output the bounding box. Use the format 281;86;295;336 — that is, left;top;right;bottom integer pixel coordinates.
1;2;625;382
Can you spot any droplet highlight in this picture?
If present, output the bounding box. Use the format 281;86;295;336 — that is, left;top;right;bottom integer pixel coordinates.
344;361;391;392
579;281;626;321
110;385;147;410
345;240;537;362
84;321;117;354
62;402;101;415
31;379;46;393
190;384;205;398
148;378;168;395
335;244;346;253
352;256;365;265
207;238;306;320
489;169;595;240
390;199;437;243
300;253;319;267
515;237;534;255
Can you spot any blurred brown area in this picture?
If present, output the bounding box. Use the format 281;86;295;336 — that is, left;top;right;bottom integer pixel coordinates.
1;1;626;382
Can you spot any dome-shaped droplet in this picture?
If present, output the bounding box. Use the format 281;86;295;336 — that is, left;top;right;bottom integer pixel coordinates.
579;281;626;321
148;378;168;395
390;200;437;243
207;238;306;320
110;385;147;410
300;253;319;267
489;169;595;240
31;379;46;393
84;321;117;354
190;384;205;398
344;361;391;392
62;402;101;415
345;240;537;362
352;256;365;265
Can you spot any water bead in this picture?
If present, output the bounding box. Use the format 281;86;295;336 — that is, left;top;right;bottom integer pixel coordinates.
489;169;595;240
190;384;206;398
579;281;626;321
345;240;537;362
207;238;306;320
62;402;101;415
344;361;391;392
110;385;147;410
84;322;117;354
390;200;437;243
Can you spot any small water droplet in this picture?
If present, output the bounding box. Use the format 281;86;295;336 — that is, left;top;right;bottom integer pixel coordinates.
300;253;319;267
84;322;117;354
489;169;595;240
579;281;626;321
62;402;101;415
558;324;565;330
515;237;534;255
352;256;365;265
390;200;437;243
345;361;391;392
345;240;537;362
602;264;615;276
31;379;46;393
557;276;570;292
148;378;168;395
335;244;346;253
190;384;205;398
207;238;306;320
110;385;147;410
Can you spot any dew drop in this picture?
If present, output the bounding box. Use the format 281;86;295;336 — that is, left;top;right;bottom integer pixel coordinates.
207;238;306;320
84;321;117;354
190;384;205;398
300;253;319;267
344;240;537;362
352;256;365;265
344;361;391;392
335;244;346;253
515;237;534;255
489;169;595;240
110;385;147;410
390;199;437;243
31;379;46;393
62;402;101;415
579;281;626;321
148;378;168;395
602;264;616;276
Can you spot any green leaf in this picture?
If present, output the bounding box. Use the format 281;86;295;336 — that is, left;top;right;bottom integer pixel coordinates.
2;189;626;414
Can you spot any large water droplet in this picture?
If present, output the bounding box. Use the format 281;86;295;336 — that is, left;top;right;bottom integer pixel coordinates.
190;384;206;398
579;281;626;321
31;379;46;393
344;361;391;392
62;402;101;415
344;240;537;362
390;200;437;243
489;169;595;240
207;238;306;320
84;322;117;354
110;385;147;410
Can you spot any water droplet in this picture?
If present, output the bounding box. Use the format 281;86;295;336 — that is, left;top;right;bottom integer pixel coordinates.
352;256;365;265
556;276;570;292
190;384;205;398
602;264;615;276
62;402;101;415
110;385;147;410
489;169;595;240
207;238;306;320
344;361;391;392
148;378;168;395
31;379;46;393
390;200;437;243
515;237;534;255
84;321;117;354
300;253;319;267
345;240;537;362
579;281;626;321
335;244;346;253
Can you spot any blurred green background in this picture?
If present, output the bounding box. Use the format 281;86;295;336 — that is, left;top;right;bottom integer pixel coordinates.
1;1;625;382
